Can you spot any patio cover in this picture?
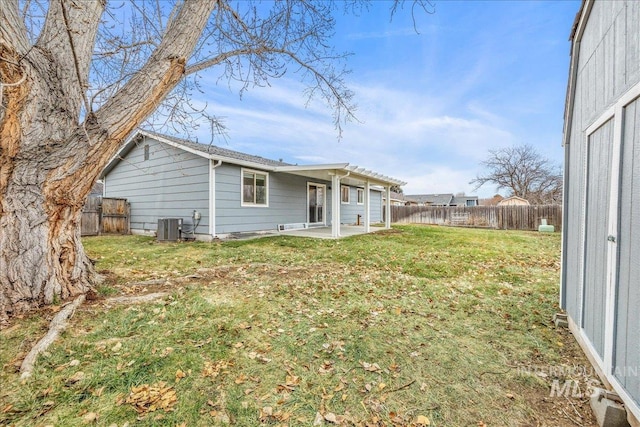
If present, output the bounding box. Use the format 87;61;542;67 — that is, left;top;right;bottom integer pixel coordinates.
274;164;406;238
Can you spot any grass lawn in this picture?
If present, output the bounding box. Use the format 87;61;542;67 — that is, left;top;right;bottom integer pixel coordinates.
0;225;597;426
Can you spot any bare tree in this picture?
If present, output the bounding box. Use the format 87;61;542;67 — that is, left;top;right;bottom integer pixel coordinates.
470;144;562;205
0;0;433;324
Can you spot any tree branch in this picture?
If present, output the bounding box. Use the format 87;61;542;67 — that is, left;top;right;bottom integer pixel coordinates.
0;0;31;55
184;48;257;76
58;0;92;116
88;0;218;158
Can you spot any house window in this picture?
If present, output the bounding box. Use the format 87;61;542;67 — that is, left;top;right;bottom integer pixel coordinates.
242;169;268;206
357;188;364;205
341;185;350;204
466;200;475;207
143;144;149;161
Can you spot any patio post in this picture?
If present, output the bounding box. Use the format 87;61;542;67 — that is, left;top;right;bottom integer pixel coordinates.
364;180;370;233
331;174;341;238
385;185;392;229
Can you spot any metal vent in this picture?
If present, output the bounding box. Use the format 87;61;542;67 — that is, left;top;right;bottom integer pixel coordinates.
157;218;182;241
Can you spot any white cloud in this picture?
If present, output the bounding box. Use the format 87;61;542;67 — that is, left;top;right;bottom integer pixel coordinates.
187;73;515;197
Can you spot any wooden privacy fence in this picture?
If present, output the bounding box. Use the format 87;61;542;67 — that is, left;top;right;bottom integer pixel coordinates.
81;197;130;236
389;205;562;232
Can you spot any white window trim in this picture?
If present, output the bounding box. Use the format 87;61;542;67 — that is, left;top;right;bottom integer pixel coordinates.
341;185;350;204
307;182;327;225
241;168;269;207
356;188;364;205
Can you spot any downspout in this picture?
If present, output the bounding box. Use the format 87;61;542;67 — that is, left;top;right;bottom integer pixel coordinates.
209;159;223;240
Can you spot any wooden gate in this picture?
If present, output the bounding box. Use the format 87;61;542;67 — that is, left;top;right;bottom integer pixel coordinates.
101;198;130;234
81;196;101;236
81;197;130;236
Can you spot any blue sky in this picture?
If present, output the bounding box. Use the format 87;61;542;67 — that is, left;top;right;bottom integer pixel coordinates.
189;0;581;198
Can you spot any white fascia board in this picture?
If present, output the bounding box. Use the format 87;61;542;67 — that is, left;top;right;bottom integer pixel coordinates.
207;155;278;171
274;163;407;186
142;130;211;160
275;163;350;172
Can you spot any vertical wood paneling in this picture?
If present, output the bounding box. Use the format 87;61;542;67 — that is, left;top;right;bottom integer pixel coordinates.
565;1;640;415
582;119;614;358
81;196;101;236
80;196;129;235
615;97;640;394
390;205;562;231
626;1;640;84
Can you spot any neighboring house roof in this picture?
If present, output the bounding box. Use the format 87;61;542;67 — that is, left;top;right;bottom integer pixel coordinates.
497;196;530;206
451;196;478;206
101;129;406;187
405;194;454;206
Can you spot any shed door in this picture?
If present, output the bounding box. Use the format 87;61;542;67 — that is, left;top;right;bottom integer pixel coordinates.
582;118;614;358
614;96;640;394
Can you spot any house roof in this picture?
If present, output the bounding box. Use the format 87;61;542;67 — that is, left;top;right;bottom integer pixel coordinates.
101;129;406;187
140;130;290;168
405;194;454;205
451;195;478;205
496;196;530;205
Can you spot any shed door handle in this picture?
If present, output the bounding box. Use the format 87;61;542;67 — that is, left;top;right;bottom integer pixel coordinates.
608;235;616;243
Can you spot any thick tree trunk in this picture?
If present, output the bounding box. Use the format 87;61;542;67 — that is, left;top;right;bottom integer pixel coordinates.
0;44;98;325
0;0;217;325
0;174;96;324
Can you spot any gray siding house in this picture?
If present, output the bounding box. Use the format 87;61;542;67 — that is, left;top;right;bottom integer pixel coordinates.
101;130;402;239
562;1;640;424
404;193;478;207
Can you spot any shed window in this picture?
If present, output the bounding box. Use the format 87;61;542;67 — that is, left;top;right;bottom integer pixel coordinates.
341;185;350;204
242;169;268;206
357;188;364;204
144;144;149;161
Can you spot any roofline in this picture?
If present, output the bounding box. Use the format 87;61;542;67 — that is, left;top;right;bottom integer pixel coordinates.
563;0;594;148
139;130;281;171
101;130;281;178
101;130;406;186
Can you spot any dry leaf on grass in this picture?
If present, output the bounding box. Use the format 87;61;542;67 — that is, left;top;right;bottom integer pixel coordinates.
121;382;177;414
415;415;431;425
313;412;324;426
324;412;338;423
175;369;187;382
81;412;98;424
202;359;234;378
65;371;85;385
360;361;382;372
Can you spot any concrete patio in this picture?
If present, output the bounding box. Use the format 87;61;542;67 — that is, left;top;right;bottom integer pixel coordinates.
223;224;387;241
278;224;386;239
